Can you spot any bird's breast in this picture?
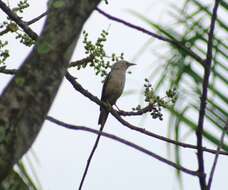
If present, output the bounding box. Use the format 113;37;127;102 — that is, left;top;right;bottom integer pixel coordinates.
104;70;126;104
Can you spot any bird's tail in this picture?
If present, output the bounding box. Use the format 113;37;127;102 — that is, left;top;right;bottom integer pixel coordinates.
98;108;109;127
79;111;106;190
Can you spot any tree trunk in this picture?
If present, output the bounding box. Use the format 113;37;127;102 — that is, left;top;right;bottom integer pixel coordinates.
0;0;100;182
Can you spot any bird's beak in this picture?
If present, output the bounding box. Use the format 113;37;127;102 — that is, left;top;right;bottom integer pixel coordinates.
127;62;136;67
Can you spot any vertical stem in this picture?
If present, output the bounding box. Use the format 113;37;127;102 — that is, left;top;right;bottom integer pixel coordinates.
196;0;221;189
207;122;228;190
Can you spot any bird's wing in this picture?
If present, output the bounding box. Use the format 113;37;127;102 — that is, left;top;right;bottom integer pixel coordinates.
98;72;112;124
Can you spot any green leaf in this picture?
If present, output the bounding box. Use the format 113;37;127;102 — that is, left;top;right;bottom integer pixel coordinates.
17;161;39;190
168;106;228;152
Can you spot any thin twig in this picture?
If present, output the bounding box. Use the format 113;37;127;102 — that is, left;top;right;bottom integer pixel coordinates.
95;7;204;66
96;7;171;42
25;10;48;25
68;55;94;68
0;0;38;40
0;55;94;75
0;66;17;75
207;121;228;190
0;28;9;36
0;10;48;36
196;0;221;189
64;71;228;156
46;116;198;176
118;104;154;116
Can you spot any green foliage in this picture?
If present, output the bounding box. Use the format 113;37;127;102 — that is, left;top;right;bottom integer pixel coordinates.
0;40;9;64
16;161;39;190
6;22;18;32
132;0;228;185
166;0;228;146
80;30;124;77
132;78;177;120
16;33;35;47
0;0;33;58
12;0;29;13
12;1;34;46
132;0;228;150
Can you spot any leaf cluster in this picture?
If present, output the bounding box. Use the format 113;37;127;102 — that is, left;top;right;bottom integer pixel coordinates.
132;78;177;120
0;40;9;64
79;30;124;77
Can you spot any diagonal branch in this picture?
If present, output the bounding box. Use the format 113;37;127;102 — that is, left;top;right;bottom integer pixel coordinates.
46;116;198;176
0;28;9;36
2;67;227;157
96;8;170;42
25;10;49;25
0;10;48;36
0;0;38;40
68;55;94;68
65;71;228;156
196;0;221;189
0;55;94;76
0;66;17;75
95;7;204;66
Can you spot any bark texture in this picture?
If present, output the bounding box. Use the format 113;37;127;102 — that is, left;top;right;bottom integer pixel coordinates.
0;0;100;182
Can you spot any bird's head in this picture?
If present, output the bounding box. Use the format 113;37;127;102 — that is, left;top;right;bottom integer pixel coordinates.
112;60;136;71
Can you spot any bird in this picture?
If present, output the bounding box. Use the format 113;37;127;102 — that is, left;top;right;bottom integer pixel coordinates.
78;60;135;190
98;60;135;128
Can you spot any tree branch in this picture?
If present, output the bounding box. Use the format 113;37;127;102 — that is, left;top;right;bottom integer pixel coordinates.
65;72;228;156
95;7;204;66
68;55;94;68
196;0;221;189
0;10;48;36
0;55;94;76
0;0;38;40
2;69;227;156
46;116;198;176
0;66;17;75
25;11;49;25
118;104;154;116
0;65;228;155
0;28;9;36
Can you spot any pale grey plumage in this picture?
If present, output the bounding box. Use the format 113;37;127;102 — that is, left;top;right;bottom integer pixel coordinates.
77;61;135;190
98;60;135;127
